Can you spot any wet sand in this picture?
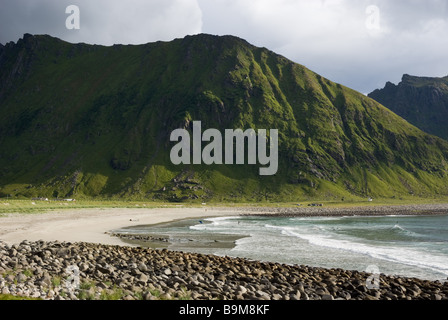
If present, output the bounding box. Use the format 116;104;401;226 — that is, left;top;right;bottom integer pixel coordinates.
0;207;237;245
1;203;448;246
108;217;247;250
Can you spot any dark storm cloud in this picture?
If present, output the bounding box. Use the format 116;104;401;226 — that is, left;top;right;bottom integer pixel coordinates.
1;0;447;93
0;0;202;45
0;0;66;44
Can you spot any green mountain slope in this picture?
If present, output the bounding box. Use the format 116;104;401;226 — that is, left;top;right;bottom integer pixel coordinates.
1;33;448;202
368;74;448;140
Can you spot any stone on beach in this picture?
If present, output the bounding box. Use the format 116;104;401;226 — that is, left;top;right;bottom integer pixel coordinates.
0;240;447;301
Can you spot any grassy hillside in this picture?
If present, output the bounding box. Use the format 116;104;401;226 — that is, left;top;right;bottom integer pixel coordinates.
1;34;448;202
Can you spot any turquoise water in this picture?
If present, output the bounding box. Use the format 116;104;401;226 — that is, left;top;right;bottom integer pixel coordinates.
115;214;448;281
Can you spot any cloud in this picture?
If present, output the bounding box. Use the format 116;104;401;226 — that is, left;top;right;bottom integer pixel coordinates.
198;0;448;93
1;0;447;93
0;0;203;45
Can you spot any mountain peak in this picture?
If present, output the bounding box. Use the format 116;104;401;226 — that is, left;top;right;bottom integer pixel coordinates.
1;35;448;200
177;33;258;55
183;33;249;43
399;73;448;88
369;74;448;140
401;73;413;82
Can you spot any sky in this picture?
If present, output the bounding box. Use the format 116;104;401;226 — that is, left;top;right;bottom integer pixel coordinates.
1;0;447;94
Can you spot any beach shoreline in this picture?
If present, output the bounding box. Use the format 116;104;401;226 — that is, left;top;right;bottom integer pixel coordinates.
1;203;448;300
0;207;237;246
1;203;448;246
1;239;447;301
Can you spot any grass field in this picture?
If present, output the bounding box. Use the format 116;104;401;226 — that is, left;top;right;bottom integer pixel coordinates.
1;197;448;215
0;294;41;300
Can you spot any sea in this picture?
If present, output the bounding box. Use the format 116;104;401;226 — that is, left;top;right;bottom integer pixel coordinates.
112;214;448;281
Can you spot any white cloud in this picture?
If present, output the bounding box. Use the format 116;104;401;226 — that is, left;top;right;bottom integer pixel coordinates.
0;0;203;46
198;0;448;93
2;0;447;93
75;0;203;45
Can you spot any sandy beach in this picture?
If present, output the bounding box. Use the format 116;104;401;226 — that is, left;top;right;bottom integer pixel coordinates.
0;207;235;246
2;203;448;246
1;204;448;301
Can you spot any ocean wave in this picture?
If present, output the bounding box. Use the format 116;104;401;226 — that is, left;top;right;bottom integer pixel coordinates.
189;216;239;230
129;215;448;279
391;224;419;236
204;216;241;222
277;226;448;276
288;216;345;222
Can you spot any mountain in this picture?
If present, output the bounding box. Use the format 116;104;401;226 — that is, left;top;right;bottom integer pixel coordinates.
368;74;448;140
1;33;448;202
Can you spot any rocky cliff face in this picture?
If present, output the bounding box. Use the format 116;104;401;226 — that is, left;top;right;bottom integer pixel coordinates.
368;74;448;140
0;34;38;102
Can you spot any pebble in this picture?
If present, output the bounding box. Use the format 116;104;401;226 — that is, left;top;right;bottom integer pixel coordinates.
0;240;446;300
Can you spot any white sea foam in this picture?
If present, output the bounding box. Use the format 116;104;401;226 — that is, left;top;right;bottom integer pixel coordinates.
126;214;448;280
190;216;246;232
205;216;241;222
263;224;448;277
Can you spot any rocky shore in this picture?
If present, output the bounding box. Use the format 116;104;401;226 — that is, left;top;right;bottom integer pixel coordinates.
0;240;447;300
108;233;170;244
222;203;448;217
